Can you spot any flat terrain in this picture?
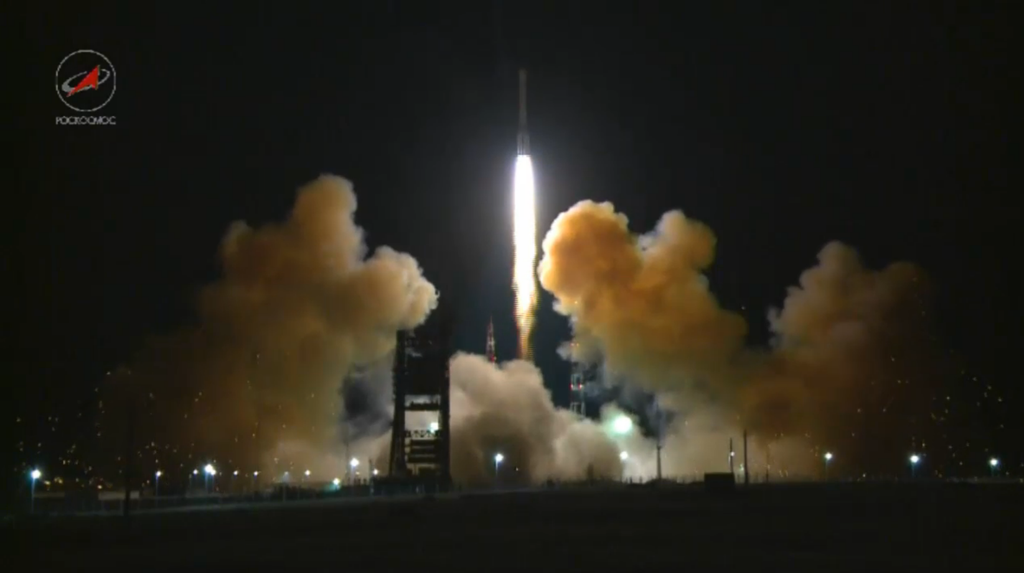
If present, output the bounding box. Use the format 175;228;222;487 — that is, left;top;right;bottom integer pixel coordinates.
11;483;1023;572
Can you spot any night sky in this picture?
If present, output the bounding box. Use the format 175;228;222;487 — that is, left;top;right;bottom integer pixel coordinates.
15;2;1019;490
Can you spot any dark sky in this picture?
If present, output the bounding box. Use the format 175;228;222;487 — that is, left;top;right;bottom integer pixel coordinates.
15;2;1020;482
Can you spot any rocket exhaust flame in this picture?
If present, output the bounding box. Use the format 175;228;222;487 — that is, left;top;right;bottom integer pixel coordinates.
512;69;537;360
513;154;538;360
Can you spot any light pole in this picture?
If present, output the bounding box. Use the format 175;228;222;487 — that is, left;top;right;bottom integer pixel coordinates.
824;452;833;481
155;470;162;504
190;469;198;494
909;454;920;478
494;453;504;483
30;469;41;514
619;451;629;482
349;458;359;485
989;458;999;478
252;471;259;494
204;464;216;493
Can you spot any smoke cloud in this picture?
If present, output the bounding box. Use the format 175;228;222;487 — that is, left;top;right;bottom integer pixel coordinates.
342;360;396;443
104;175;438;476
539;201;943;475
317;353;625;486
539;201;747;387
101;176;942;484
449;353;621;485
739;242;941;473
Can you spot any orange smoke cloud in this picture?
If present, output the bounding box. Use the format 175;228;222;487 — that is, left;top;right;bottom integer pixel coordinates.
738;242;941;473
538;200;746;386
102;175;438;475
539;201;944;474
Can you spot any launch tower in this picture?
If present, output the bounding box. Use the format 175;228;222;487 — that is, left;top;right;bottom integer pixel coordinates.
569;361;596;416
386;315;453;491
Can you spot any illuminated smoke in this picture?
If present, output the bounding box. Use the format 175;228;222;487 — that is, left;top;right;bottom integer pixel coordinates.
739;242;941;473
538;200;746;384
539;200;943;474
331;353;625;485
100;170;944;482
512;155;538;360
448;353;620;485
101;175;438;477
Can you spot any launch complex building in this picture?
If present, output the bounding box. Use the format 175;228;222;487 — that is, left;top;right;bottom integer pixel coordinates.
384;314;454;492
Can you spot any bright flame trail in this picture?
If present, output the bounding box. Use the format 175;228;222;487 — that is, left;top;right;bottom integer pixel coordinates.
513;154;538;360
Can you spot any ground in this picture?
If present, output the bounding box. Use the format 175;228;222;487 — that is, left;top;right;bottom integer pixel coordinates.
11;482;1023;571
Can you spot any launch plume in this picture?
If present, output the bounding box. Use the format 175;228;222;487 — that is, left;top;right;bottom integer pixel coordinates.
102;175;438;475
538;200;747;385
739;242;941;473
539;200;944;474
448;353;621;485
340;353;626;485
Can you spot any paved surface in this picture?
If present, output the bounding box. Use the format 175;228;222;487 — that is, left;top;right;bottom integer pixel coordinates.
12;483;1023;572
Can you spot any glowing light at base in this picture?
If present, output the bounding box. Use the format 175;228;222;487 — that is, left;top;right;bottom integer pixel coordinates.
612;415;633;435
513;154;538;360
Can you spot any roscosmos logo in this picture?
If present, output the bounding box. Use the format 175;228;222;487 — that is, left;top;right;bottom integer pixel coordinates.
55;49;117;125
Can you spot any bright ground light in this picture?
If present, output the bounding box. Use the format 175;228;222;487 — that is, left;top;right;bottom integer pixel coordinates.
613;415;633;435
513;154;538;360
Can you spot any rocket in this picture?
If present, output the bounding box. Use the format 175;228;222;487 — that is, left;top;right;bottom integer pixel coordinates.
486;316;496;364
517;68;530;156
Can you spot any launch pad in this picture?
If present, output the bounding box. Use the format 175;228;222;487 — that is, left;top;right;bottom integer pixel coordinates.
384;315;453;493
